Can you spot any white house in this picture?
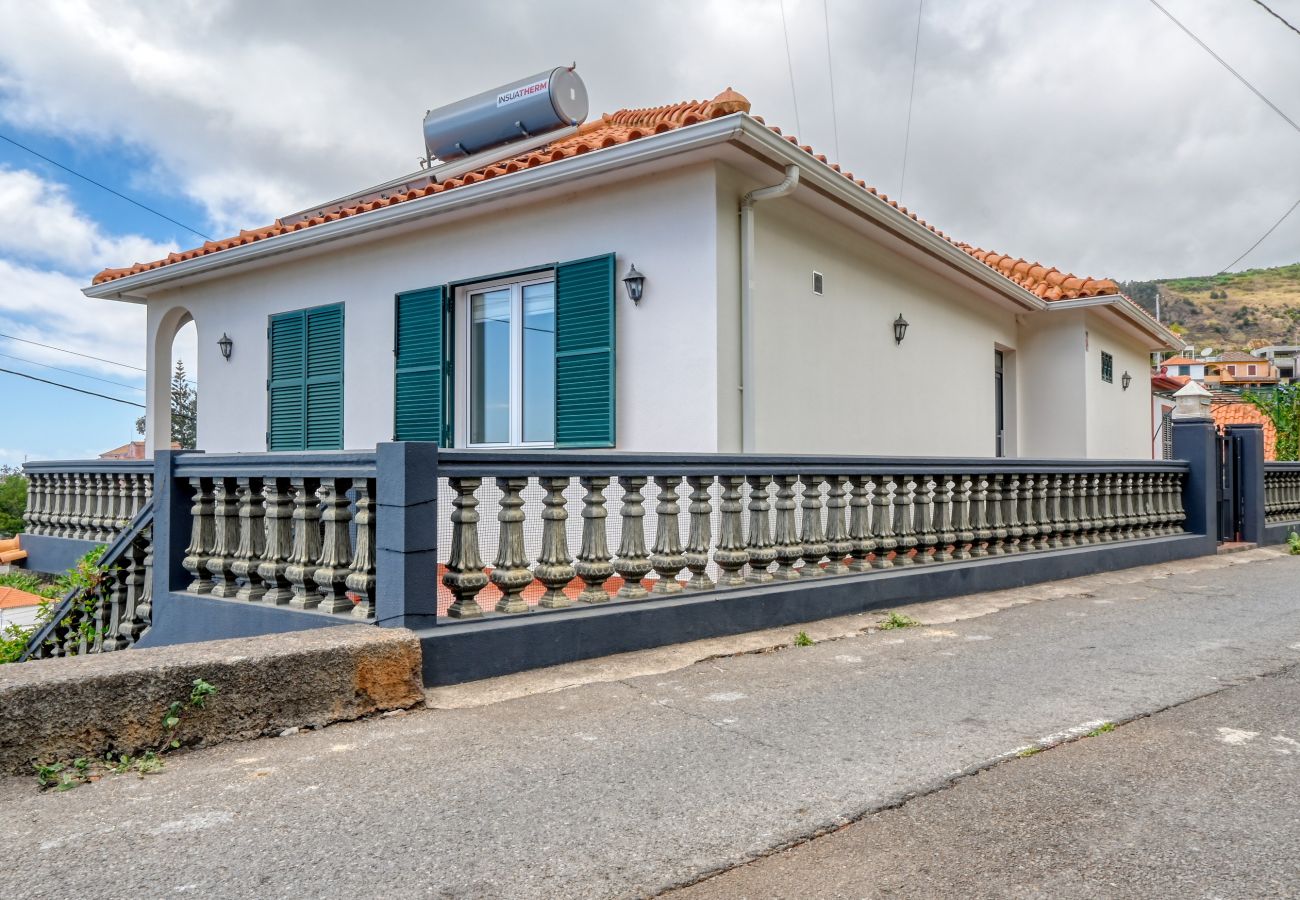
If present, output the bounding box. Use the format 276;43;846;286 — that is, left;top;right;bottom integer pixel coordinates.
85;86;1178;460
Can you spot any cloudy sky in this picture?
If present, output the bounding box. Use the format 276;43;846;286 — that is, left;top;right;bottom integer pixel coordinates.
0;0;1297;465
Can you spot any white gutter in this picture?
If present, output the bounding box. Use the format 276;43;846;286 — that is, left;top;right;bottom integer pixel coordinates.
739;164;800;453
1047;294;1181;350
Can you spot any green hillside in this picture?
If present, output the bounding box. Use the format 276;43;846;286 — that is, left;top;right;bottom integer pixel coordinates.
1119;262;1300;350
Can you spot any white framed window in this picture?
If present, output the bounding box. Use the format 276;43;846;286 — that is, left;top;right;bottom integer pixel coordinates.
454;273;556;448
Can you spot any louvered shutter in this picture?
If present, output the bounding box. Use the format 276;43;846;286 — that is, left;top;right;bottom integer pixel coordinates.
554;253;615;448
267;310;306;451
394;286;446;444
304;304;344;450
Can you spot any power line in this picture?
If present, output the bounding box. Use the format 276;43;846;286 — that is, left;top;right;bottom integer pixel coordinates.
1146;0;1300;136
0;131;212;240
778;0;803;138
0;351;144;392
1219;195;1300;273
0;367;144;408
821;0;841;162
1250;0;1300;39
898;0;924;203
0;331;145;371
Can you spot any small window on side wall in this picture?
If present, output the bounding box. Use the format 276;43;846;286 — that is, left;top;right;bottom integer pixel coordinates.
1101;351;1114;384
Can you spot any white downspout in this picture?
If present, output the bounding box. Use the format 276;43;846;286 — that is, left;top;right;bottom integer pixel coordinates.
739;164;800;453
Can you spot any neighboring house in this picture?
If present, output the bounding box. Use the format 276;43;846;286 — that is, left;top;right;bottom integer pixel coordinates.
0;585;42;630
1251;345;1300;384
1206;350;1279;389
85;87;1177;460
1211;399;1278;460
98;440;179;459
1157;355;1210;380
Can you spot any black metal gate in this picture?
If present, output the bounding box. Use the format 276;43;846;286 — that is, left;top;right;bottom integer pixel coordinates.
1217;431;1244;541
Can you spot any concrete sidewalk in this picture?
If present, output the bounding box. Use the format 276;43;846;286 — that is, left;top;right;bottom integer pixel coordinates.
2;549;1299;899
671;664;1300;899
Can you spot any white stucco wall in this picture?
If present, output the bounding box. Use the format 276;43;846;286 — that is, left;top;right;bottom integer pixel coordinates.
144;163;721;454
739;178;1019;456
1016;310;1087;458
1083;311;1155;459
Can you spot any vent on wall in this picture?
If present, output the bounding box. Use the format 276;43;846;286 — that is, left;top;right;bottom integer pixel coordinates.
812;271;824;295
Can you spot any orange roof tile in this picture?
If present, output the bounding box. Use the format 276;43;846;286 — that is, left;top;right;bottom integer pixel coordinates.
0;585;43;609
93;88;1120;303
1160;356;1199;366
1211;401;1277;460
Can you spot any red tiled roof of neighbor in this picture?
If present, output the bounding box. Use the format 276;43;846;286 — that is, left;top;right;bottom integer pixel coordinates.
1151;372;1186;392
1211;401;1277;460
0;585;43;609
1160;356;1199;366
92;88;1121;303
1218;350;1260;362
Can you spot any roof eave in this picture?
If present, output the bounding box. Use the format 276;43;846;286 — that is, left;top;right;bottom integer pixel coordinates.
1046;293;1181;350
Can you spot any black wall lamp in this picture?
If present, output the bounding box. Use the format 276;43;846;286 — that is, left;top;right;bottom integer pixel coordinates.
893;313;909;345
622;263;645;305
1121;370;1132;391
218;332;233;362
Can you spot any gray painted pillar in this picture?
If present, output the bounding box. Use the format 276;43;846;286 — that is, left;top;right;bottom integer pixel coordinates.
1171;417;1218;545
152;449;200;598
1226;423;1266;544
375;442;439;629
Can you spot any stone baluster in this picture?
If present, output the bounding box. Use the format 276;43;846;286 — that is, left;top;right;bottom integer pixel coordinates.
63;473;80;538
823;475;851;575
892;475;917;566
1150;473;1169;536
798;475;829;577
683;476;715;591
100;473;117;539
1017;475;1038;552
986;474;1007;556
345;479;377;617
1167;472;1184;534
443;477;489;618
1142;472;1158;538
1032;475;1051;551
22;474;39;535
285;477;323;609
931;475;956;563
115;473;131;531
181;477;215;594
1045;474;1064;550
912;476;937;565
48;473;64;537
81;472;98;540
114;533;150;647
1002;474;1022;554
745;475;776;582
89;473;108;541
1079;474;1099;545
34;473;51;535
649;476;686;594
232;477;267;602
574;477;615;602
69;472;87;539
206;477;240;598
491;476;533;613
871;475;898;568
257;477;295;604
714;475;750;587
535;476;577;607
1061;474;1081;548
614;476;652;599
970;475;991;558
313;477;354;613
1120;473;1138;539
771;475;803;580
846;475;875;571
951;475;974;560
1130;473;1148;538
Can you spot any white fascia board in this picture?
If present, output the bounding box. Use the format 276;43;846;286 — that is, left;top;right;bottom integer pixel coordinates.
1047;294;1181;350
84;112;1046;313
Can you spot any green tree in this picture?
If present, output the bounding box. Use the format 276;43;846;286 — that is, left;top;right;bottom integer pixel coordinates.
133;361;198;449
0;467;27;535
1244;384;1300;461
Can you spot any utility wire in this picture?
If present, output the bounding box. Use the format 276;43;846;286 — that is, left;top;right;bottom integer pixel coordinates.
0;131;212;241
898;0;924;203
0;367;145;408
1219;195;1300;273
1250;0;1300;39
0;331;145;371
0;351;144;392
1146;0;1300;135
821;0;841;162
778;0;803;137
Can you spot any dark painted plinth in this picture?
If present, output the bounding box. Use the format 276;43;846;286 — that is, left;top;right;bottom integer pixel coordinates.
135;591;354;649
419;533;1213;686
18;533;105;576
1263;520;1300;547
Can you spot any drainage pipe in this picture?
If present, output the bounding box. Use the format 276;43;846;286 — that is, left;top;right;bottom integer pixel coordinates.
739;164;800;453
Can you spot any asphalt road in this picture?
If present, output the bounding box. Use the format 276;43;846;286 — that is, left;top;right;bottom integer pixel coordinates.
2;550;1299;899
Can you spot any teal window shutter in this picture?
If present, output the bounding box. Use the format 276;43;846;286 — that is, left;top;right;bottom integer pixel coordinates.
268;304;343;451
268;310;306;451
394;286;446;444
305;304;344;450
555;253;616;448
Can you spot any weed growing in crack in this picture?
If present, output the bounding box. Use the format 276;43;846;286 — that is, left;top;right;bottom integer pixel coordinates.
1084;722;1116;737
1016;746;1043;758
1288;532;1300;555
878;612;921;630
793;631;814;647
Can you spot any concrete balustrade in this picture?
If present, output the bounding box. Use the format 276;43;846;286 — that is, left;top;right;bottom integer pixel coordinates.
22;464;152;544
1263;464;1300;526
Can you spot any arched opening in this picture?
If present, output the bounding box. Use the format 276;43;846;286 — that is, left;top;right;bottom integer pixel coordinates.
148;308;197;455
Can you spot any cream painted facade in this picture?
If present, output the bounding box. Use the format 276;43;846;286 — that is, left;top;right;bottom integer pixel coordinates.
99;125;1176;461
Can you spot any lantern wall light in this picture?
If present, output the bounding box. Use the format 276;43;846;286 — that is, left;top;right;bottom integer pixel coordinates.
1121;370;1132;391
622;263;645;305
218;332;233;362
893;313;909;345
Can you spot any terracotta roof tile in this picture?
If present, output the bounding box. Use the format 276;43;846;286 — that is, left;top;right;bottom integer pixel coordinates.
1211;401;1277;460
0;585;42;609
92;87;1120;302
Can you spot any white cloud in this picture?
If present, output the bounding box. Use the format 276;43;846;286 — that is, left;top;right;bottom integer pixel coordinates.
0;166;176;272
